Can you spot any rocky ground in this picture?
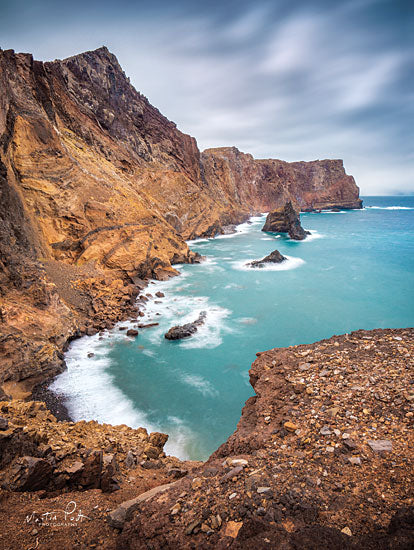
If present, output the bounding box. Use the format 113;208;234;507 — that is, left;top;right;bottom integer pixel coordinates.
0;328;412;549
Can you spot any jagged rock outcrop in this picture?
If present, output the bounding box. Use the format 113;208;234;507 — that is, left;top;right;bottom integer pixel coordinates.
247;249;286;268
0;46;361;394
165;311;207;340
262;201;310;240
0;400;196;494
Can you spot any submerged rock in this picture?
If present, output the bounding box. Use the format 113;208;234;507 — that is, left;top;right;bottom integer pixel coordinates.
165;311;207;340
247;249;286;268
262;201;310;240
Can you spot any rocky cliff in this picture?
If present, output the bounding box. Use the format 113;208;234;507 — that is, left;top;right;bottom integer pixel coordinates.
0;45;361;396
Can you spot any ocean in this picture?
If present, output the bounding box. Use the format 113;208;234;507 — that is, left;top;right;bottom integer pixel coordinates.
51;196;414;461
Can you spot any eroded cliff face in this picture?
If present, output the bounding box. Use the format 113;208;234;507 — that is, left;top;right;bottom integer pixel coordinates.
201;146;362;214
0;46;361;392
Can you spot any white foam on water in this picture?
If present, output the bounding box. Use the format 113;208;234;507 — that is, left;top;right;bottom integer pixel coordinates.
237;317;258;325
302;229;325;241
365;206;413;210
231;255;305;272
51;337;155;432
51;332;195;460
320;210;346;214
224;282;244;290
213;214;266;240
261;235;281;240
186;238;210;245
163;416;199;459
180;373;218;397
180;305;233;349
138;277;232;350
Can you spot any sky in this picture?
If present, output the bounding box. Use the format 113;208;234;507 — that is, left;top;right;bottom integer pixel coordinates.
0;0;413;194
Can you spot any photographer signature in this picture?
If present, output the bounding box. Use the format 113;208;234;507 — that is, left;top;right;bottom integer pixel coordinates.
25;501;91;525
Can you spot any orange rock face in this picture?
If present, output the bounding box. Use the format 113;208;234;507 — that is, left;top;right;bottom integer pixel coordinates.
0;46;361;389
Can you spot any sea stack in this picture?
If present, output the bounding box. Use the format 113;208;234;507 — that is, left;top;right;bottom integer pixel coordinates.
247;249;286;268
262;201;310;240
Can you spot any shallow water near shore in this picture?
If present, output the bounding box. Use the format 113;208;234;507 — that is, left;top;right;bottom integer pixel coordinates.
51;196;414;460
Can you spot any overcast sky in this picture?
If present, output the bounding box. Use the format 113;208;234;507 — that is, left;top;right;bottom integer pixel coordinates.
1;0;412;194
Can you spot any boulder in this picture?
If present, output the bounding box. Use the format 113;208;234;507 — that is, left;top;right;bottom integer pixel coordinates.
248;249;286;268
108;483;177;529
79;450;103;489
126;329;139;337
262;201;310;240
165;311;207;340
0;416;9;430
101;453;121;493
2;456;53;491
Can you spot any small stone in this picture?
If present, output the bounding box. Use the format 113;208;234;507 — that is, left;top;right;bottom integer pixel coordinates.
185;520;200;535
192;478;203;490
326;407;340;418
0;416;9;430
367;440;392;453
126;329;139;337
299;362;311;371
210;514;222;529
343;439;358;451
87;352;95;358
225;521;243;538
348;457;361;465
320;426;332;436
229;492;237;499
284;421;298;432
155;291;165;298
230;458;248;467
170;503;181;516
223;466;243;480
341;527;352;536
257;487;271;494
124;451;136;469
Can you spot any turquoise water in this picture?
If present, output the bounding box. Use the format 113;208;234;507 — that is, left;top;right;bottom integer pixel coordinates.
52;196;414;461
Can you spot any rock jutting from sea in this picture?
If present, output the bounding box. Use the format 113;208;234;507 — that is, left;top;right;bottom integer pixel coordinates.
262;201;310;240
247;249;286;268
165;311;207;340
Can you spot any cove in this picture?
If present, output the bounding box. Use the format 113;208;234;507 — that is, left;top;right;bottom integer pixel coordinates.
51;196;414;461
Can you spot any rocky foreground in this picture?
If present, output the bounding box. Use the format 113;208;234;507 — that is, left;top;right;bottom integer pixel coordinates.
0;328;412;549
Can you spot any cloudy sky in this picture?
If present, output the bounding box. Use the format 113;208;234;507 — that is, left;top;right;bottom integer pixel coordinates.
1;0;412;194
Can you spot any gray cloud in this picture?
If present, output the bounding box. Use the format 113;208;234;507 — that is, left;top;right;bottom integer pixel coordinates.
0;0;412;194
